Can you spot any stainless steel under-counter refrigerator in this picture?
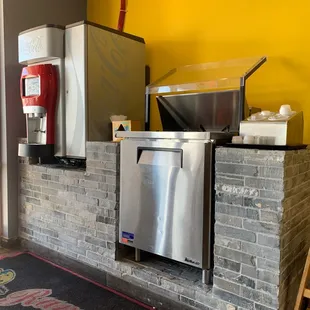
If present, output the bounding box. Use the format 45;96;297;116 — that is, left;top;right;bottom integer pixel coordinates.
119;131;231;283
118;56;267;283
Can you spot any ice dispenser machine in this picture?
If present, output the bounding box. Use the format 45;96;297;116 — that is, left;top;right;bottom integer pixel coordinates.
18;21;145;161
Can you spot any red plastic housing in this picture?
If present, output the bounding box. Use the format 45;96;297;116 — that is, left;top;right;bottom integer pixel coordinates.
20;64;58;145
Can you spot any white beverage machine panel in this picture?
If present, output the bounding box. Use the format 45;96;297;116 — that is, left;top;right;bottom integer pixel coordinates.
65;24;87;158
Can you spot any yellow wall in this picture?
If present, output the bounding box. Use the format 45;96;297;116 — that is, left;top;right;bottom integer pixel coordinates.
88;0;310;142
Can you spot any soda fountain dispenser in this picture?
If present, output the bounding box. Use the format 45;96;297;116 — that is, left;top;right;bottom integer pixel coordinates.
18;21;145;162
20;64;58;159
18;25;65;161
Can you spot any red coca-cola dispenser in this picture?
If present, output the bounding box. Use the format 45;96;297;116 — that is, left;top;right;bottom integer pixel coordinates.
18;25;65;161
19;64;58;158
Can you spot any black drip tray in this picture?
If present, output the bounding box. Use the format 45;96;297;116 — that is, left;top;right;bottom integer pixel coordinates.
225;143;307;151
18;143;54;158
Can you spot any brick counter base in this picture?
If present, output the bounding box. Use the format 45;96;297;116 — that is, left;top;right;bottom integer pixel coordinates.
214;147;310;310
19;142;120;266
18;143;310;310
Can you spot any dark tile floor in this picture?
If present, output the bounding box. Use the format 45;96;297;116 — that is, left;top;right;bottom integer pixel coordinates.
9;242;196;310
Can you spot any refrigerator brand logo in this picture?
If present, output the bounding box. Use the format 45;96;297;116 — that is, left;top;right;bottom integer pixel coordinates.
184;257;200;266
23;36;43;56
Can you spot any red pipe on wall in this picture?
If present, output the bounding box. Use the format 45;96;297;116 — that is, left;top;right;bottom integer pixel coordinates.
118;0;126;31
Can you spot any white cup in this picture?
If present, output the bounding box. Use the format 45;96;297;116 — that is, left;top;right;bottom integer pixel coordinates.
261;110;271;116
232;136;243;144
279;105;292;116
243;135;255;144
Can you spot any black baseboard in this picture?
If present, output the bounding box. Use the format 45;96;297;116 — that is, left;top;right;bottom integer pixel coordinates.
1;237;21;249
20;239;192;310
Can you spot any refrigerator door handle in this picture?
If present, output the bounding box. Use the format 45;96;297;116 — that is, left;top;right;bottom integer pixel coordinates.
137;147;183;168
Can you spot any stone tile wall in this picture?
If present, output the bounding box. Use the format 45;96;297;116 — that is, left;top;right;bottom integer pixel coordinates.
19;144;310;310
214;147;310;310
19;142;120;271
279;151;310;309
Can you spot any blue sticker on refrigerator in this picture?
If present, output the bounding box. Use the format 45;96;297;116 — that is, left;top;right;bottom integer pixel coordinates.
122;231;134;244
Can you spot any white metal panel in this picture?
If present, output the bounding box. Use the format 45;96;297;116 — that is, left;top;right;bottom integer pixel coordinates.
64;24;86;158
18;27;64;64
87;24;145;142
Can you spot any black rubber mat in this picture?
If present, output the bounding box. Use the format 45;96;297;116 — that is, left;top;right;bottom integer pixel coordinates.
0;252;153;310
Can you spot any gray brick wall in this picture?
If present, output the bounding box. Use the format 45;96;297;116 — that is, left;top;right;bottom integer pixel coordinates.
19;142;120;267
214;147;310;310
19;141;224;310
279;150;310;310
18;144;310;310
